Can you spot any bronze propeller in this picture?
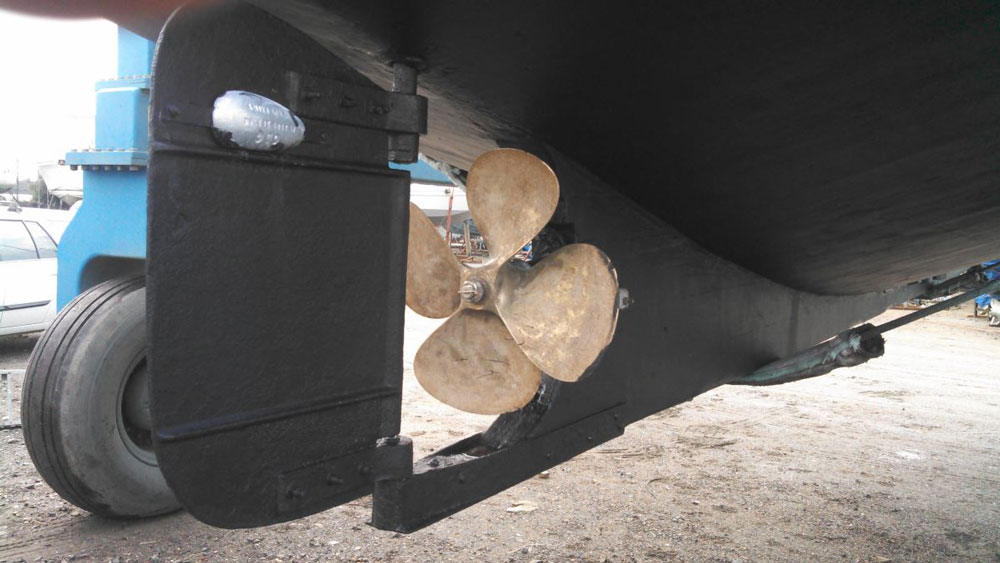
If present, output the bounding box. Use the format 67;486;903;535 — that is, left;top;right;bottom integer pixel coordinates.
406;149;620;414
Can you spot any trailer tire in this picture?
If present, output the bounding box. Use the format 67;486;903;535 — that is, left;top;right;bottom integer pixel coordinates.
21;276;180;518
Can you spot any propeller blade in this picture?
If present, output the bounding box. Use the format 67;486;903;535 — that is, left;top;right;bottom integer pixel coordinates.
496;244;619;382
406;202;463;318
414;309;542;414
466;149;559;265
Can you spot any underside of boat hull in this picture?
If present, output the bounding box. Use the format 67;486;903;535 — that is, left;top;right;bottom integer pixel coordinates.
251;0;1000;295
55;0;1000;294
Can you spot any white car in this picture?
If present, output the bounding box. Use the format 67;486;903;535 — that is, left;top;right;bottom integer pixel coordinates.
0;207;71;337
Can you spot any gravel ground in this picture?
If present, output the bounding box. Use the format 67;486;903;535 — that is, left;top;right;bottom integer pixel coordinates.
0;333;39;371
0;307;998;562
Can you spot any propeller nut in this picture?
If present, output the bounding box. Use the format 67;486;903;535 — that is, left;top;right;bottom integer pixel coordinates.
459;278;488;304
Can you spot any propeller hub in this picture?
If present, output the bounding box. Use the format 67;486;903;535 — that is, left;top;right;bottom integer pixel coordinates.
459;278;488;304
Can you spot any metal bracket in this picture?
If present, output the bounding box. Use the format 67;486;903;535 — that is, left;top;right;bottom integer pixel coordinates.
277;436;412;517
65;148;148;171
285;69;426;135
386;63;422;163
371;405;624;532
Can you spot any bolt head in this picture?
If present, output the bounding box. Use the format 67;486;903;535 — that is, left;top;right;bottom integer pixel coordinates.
459;278;487;304
617;288;633;310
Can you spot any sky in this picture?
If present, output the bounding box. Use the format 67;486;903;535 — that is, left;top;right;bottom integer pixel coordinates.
0;11;116;182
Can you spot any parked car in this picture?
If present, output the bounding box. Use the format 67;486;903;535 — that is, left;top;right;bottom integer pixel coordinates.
0;207;72;337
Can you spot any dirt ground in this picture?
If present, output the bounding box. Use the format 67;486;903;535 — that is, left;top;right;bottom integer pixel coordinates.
1;306;998;562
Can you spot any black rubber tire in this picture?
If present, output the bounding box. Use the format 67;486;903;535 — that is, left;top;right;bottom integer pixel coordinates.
20;276;180;518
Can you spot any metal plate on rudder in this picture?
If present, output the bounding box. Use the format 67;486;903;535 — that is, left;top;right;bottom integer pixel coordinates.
147;1;409;528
